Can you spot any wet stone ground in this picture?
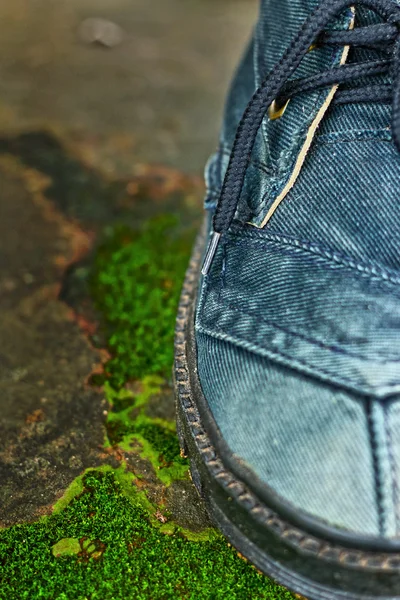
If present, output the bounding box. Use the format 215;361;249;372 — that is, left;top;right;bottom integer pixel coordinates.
0;1;297;598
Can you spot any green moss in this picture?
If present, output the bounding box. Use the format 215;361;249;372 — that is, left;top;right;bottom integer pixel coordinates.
123;422;189;485
91;215;194;388
52;538;81;557
0;209;294;599
0;470;294;600
105;379;189;485
134;422;182;464
52;474;86;515
91;215;191;478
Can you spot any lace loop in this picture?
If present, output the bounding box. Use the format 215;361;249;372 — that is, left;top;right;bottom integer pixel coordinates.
202;0;400;276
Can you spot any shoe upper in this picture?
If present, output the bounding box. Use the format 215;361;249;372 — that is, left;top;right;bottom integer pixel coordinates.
196;0;400;539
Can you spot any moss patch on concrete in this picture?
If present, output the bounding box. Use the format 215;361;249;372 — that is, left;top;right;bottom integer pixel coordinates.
51;538;82;558
91;215;194;388
0;469;295;600
105;379;188;486
0;188;295;599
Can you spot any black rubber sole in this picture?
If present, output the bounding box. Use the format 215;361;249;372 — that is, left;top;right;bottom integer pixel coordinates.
174;223;400;600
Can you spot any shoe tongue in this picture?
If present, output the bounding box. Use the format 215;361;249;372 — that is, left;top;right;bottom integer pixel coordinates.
251;1;354;184
253;1;390;156
260;6;397;272
242;0;391;237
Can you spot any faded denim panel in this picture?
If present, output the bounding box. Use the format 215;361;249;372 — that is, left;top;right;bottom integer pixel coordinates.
196;228;400;398
381;400;400;536
196;331;379;536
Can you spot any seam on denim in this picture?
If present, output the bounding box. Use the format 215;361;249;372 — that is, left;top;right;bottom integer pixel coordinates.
233;223;400;275
227;230;400;286
232;238;400;290
219;244;227;300
217;297;400;362
366;400;385;536
217;146;275;175
209;130;394;216
217;125;391;171
195;322;400;393
213;140;343;221
311;137;392;150
315;129;391;144
384;404;400;533
218;234;400;361
217;129;391;177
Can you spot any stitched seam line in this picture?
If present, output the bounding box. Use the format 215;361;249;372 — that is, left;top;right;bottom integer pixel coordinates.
367;400;386;536
217;128;391;167
384;405;400;533
216;147;275;175
217;297;400;362
208;127;391;214
200;271;400;387
315;131;392;145
226;232;400;287
205;130;392;209
212;129;392;180
196;322;400;391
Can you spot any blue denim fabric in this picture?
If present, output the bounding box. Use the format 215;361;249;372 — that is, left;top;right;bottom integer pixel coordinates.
205;1;354;220
196;332;380;535
196;0;400;538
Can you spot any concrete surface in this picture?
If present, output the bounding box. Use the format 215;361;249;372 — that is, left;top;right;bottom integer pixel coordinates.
0;0;257;527
0;0;257;173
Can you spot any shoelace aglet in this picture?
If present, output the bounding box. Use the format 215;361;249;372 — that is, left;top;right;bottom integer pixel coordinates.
201;231;221;276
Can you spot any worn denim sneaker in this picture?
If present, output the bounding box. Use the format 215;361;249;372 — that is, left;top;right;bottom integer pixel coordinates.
174;1;400;598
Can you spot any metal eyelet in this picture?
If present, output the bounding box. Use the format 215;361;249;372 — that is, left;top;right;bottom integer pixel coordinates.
268;98;290;121
268;42;318;121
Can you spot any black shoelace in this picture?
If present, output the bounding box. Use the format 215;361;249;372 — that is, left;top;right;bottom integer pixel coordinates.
202;0;400;275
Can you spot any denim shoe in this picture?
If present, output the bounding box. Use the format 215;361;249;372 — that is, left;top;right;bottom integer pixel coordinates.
175;1;400;598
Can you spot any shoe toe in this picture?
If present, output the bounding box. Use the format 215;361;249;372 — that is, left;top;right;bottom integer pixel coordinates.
197;331;400;539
